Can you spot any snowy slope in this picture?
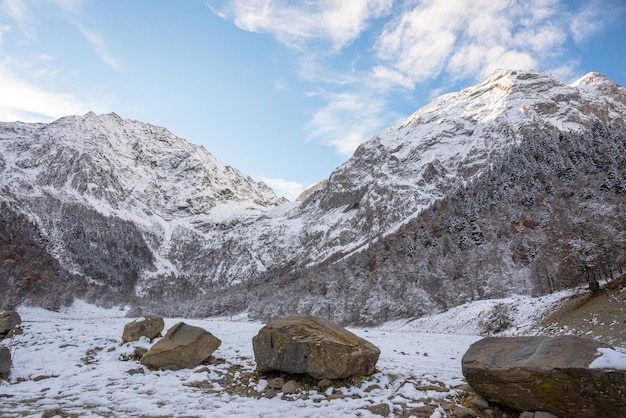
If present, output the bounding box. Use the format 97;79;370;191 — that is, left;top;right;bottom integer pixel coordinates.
290;70;626;263
1;286;624;417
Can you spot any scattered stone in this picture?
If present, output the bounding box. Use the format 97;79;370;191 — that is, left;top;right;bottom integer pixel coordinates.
364;403;390;416
0;311;21;335
519;412;534;418
126;367;145;375
253;315;380;380
533;412;558;418
6;328;23;338
140;322;221;370
194;367;210;374
0;346;11;375
268;377;285;390
317;378;332;389
363;385;382;395
33;375;51;382
282;379;299;394
264;389;277;399
471;396;490;409
454;406;479;418
462;335;626;418
134;347;148;358
122;315;164;343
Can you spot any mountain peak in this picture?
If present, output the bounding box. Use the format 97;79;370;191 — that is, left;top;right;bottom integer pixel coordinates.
570;71;612;87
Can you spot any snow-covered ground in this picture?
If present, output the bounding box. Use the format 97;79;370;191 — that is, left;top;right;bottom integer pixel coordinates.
0;288;622;417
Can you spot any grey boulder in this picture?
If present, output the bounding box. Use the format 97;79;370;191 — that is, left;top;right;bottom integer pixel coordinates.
462;336;626;418
140;322;221;370
0;311;21;335
253;315;380;380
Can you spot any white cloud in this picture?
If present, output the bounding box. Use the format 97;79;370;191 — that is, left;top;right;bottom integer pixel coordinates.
0;65;91;122
261;176;305;201
207;0;392;51
569;4;607;44
373;0;607;88
305;91;400;156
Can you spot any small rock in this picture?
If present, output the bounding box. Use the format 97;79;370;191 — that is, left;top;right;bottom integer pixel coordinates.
268;377;285;390
126;367;145;375
519;412;535;418
0;346;10;375
134;347;148;358
6;328;23;338
454;406;479;418
317;378;332;389
534;412;558;418
33;375;51;382
282;379;299;394
264;389;277;399
194;367;210;374
471;396;490;409
365;403;390;416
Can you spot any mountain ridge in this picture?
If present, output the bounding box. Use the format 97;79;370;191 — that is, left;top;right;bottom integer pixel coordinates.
1;69;625;323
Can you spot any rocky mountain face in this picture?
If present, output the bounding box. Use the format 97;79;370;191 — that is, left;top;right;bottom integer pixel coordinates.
1;70;626;323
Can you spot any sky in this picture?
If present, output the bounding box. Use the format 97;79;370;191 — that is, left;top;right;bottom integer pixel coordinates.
1;0;625;200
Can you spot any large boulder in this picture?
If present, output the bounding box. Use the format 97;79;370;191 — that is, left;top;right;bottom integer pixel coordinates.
252;315;380;380
462;336;626;418
0;311;21;335
0;346;10;374
140;322;221;370
122;315;164;342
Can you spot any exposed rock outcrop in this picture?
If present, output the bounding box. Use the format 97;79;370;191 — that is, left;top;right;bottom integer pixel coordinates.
122;315;164;342
140;322;221;370
252;315;380;379
461;336;626;418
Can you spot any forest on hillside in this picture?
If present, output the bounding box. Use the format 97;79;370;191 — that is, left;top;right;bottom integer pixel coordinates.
140;124;626;324
2;124;626;325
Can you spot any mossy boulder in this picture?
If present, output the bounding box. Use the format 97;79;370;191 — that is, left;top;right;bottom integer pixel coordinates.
140;322;221;370
252;315;380;380
462;336;626;418
122;315;164;343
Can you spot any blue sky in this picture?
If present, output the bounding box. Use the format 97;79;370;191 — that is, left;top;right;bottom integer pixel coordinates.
1;0;625;200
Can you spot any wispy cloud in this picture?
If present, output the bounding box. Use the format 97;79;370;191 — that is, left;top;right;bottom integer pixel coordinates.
207;0;392;51
0;65;91;122
0;0;119;122
1;0;122;72
73;22;123;72
306;90;401;155
261;176;305;201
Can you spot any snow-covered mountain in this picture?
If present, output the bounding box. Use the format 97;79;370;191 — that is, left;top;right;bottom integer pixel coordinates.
1;70;625;320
